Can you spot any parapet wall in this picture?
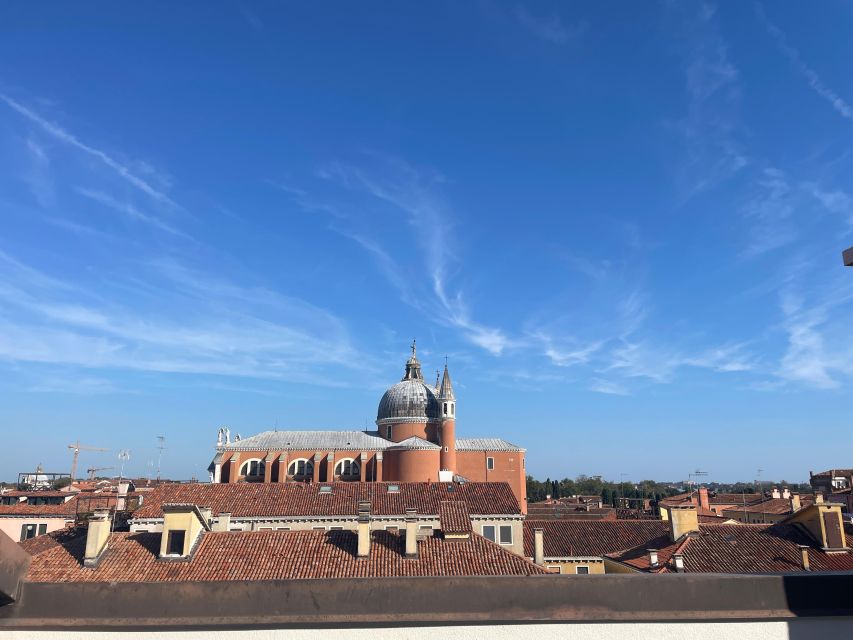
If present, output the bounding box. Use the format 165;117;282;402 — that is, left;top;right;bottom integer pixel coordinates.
3;573;853;628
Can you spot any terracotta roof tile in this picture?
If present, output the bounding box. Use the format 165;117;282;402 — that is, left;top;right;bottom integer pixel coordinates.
22;528;547;582
133;481;520;520
439;501;471;534
522;520;669;558
608;523;853;574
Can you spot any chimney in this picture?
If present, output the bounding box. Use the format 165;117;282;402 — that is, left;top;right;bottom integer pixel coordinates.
791;494;801;512
782;487;791;500
117;482;129;511
672;553;685;573
798;545;811;571
405;508;418;558
669;505;699;542
771;487;781;499
198;506;212;527
647;548;659;569
698;487;710;512
545;494;551;501
533;528;545;565
84;509;111;568
357;501;371;558
213;512;231;532
815;494;825;504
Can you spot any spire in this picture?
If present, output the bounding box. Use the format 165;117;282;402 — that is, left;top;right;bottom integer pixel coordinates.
438;363;455;400
435;370;440;389
402;339;424;381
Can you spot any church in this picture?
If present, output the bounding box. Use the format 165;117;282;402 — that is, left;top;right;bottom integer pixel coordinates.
209;343;527;508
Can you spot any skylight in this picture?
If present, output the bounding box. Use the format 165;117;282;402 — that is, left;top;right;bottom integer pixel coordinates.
388;485;400;493
319;486;332;494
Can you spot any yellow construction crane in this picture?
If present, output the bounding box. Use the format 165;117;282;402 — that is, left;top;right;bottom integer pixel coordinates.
86;466;114;480
68;440;109;480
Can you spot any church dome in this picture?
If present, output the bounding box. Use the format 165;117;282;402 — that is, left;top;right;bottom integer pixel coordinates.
376;379;441;426
376;340;441;426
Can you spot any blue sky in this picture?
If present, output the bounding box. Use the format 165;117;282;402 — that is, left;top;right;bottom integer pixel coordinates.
2;2;853;484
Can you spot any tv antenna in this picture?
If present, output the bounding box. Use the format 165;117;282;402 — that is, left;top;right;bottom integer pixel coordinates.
156;435;166;481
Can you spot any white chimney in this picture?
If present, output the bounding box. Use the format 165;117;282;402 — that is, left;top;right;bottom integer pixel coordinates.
357;501;371;558
405;508;418;558
84;509;111;568
533;528;544;565
647;549;659;568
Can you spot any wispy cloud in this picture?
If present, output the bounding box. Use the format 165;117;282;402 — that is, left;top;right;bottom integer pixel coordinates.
23;137;54;208
74;187;187;237
0;94;181;209
741;167;798;256
589;378;629;396
297;156;513;355
515;5;588;45
671;2;747;195
758;5;853;122
0;251;367;386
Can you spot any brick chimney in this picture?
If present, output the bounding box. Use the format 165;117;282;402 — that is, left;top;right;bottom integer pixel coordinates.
668;505;699;542
698;487;710;512
405;508;418;558
533;528;544;565
84;509;111;568
357;501;371;558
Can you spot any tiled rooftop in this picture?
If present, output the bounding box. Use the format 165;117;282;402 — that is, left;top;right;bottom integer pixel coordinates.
455;438;524;452
720;498;796;516
607;523;853;574
522;520;669;558
439;501;472;534
133;481;521;519
21;528;547;582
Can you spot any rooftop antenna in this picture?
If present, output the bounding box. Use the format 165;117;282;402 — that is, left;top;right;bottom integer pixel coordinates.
156;435;166;482
688;469;708;497
110;449;131;536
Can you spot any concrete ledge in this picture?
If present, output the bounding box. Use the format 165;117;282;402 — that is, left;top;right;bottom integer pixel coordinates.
3;573;853;628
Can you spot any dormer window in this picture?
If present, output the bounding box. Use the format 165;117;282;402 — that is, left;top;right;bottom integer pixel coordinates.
167;530;186;556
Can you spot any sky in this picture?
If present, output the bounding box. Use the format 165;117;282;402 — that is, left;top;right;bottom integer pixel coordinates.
1;2;853;485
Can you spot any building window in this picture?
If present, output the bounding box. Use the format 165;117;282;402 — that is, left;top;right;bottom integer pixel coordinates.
19;524;37;541
288;458;314;479
275;526;291;531
487;457;495;471
167;530;186;555
386;425;392;439
443;402;448;414
312;526;326;531
419;525;433;531
451;404;454;416
576;566;590;575
240;459;265;478
482;525;496;542
498;525;512;545
330;526;344;531
547;566;561;574
335;458;360;480
444;446;449;452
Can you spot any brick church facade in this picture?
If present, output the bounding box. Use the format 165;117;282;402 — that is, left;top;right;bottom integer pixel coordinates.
209;343;527;509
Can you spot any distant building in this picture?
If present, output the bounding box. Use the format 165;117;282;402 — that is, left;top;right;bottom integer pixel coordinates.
208;344;527;509
810;469;853;514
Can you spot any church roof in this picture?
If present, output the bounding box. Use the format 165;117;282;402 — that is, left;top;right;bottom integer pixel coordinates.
221;430;392;452
456;438;525;452
438;364;455;401
387;436;441;450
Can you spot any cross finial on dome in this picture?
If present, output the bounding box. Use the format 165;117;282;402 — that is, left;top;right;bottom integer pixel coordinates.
411;338;417;358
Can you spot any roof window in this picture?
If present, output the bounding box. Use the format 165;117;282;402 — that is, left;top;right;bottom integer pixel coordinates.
388;484;400;493
319;486;332;494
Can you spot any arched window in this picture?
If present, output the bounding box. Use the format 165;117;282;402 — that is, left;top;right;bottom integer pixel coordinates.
288;458;314;479
335;458;360;480
240;459;265;480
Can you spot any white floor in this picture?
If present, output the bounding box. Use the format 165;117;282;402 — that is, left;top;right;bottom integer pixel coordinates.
2;620;853;640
